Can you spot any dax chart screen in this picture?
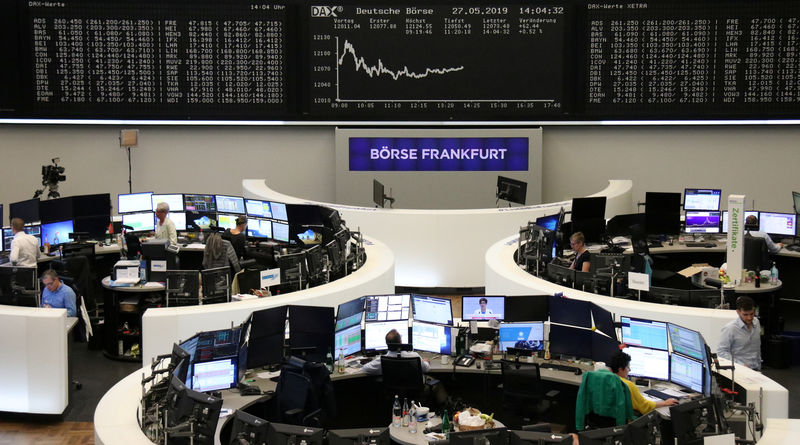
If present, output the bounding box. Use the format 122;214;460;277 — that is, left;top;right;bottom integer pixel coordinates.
307;3;569;119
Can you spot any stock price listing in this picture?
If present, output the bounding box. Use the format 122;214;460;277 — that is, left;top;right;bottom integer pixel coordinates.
308;3;568;119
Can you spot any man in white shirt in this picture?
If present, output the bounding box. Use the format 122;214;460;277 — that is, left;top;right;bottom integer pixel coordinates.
362;329;430;375
746;215;783;254
154;202;177;245
9;218;40;267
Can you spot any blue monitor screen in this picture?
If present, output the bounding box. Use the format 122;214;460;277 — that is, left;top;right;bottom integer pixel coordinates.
684;189;721;211
247;218;272;239
667;323;705;361
245;199;272;218
461;296;504;320
272;221;289;242
621;316;668;351
334;324;362;357
623;345;670;381
535;214;559;231
499;322;544;352
684;211;721;234
412;295;452;325
412;321;451;355
270;202;288;221
670;353;704;394
215;195;245;214
41;220;74;246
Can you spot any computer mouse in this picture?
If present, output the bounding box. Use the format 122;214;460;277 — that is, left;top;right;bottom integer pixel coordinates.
574;368;582;375
476;360;482;369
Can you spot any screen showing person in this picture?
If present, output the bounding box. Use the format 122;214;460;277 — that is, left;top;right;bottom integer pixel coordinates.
215;195;245;214
412;295;453;325
122;212;155;232
41;220;74;246
245;199;272;218
462;296;504;320
364;320;408;351
498;322;544;351
118;192;153;214
247;218;272;239
670;353;704;394
622;346;670;381
334;324;362;357
621;316;668;350
151;194;184;212
412;321;452;355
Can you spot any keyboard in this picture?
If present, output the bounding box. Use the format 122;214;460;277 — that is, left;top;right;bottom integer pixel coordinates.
644;388;686;400
685;242;717;248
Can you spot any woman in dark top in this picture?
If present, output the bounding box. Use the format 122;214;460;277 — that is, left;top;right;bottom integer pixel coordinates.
203;233;241;273
222;215;247;259
569;231;591;272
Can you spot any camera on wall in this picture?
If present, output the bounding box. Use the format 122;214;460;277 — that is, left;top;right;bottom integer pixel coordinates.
33;157;67;199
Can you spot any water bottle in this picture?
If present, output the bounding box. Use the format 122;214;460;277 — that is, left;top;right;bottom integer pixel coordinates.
337;348;345;374
442;409;450;438
138;253;146;283
402;398;409;427
392;395;402;427
408;401;417;434
770;262;779;285
325;349;334;374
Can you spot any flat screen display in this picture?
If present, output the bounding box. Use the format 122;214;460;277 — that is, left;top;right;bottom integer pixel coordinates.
122;212;155;232
183;194;216;212
151;194;184;212
412;321;452;355
270;202;288;221
364;320;408;351
41;220;73;246
336;297;365;331
621;316;668;351
217;213;239;230
185;211;217;231
412;295;453;325
721;210;759;233
759;212;796;236
623;346;670;381
334;324;362;357
684;189;722;211
189;357;238;392
245;199;272;218
549;295;592;328
118;192;153;214
684;211;721;234
215;195;246;214
667;323;706;361
548;324;592;359
670;353;704;394
155;212;187;231
272;221;289;242
498;322;544;352
365;294;410;322
247;218;272;239
461;296;504;320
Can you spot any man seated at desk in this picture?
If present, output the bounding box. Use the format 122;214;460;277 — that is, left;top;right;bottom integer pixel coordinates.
361;329;431;375
717;296;761;371
746;215;783;254
41;269;77;317
9;217;40;267
568;232;591;272
609;351;678;414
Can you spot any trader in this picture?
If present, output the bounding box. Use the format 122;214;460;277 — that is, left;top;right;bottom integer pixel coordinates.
717;296;761;371
361;329;430;376
609;351;678;414
9;217;40;267
569;231;591;272
222;215;247;259
745;215;783;254
154;202;178;245
41;269;77;317
473;297;494;316
202;233;241;274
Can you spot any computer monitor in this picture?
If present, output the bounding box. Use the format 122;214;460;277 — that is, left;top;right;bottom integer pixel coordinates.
684;189;722;211
166;270;200;304
535;214;559;232
759;212;797;236
166;379;223;445
326;239;344;272
186;211;217;231
327;427;390;445
591;332;621;364
498;322;544;352
577;425;627;445
247;218;272;239
623;411;661;445
297;226;323;245
228;411;269;445
0;266;39;307
461;296;504;321
151;194;184;212
267;422;324;445
793;191;800;215
288;305;334;362
667;323;706;361
504;295;549;322
622;345;670;381
40;220;74;246
155;212;187;231
411;321;452;355
336;297;365;331
606;213;646;237
620;316;668;350
548;324;592;359
214;195;245;214
39;197;73;223
670;396;726;445
670;353;705;394
721;210;759;233
118;192;152;214
364;294;410;322
247;306;288;368
571;197;607;221
335;323;363;357
217;213;239;231
272;221;290;243
9;198;40;224
449;428;508;445
645;192;682;235
497;176;527;205
590;303;616;339
549;295;592;328
545;262;575;287
189;357;238;392
245;199;272;218
373;179;386;207
74;215;111;238
684;211;721;234
183;194;216;212
122;212;156;232
270;202;288;221
508;430;573;445
412;295;453;325
364;320;408;351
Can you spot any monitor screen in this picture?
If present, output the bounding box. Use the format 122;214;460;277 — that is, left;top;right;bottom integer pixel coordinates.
214;195;245;214
39;197;73;223
334;324;362;357
189;357;238;392
759;212;797;236
365;294;410;322
183;194;216;212
504;295;549;322
336;297;365;331
498;322;544;352
364;320;408;351
297;227;323;245
272;221;289;242
621;316;668;350
623;346;670;381
571;196;607;221
667;323;706;361
461;296;504;321
549;295;592;328
684;211;721;234
721;210;759;233
412;295;453;325
9;198;40;224
245;199;272;218
412;321;452;355
591;303;616;339
670;353;704;394
2;227;11;252
794;191;800;215
496;176;527;205
645;192;682;235
185;211;217;231
548;324;592;359
122;212;155;232
684;189;722;211
373;179;385;207
591;332;621;364
247;218;272;239
41;220;74;246
535;214;559;231
118;192;152;214
270;202;288;221
155;212;187;231
268;423;324;445
152;194;184;212
217;213;239;230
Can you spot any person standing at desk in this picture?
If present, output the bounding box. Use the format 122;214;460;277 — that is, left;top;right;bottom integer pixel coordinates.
569;232;591;272
202;233;241;273
41;269;77;317
361;329;431;375
609;351;677;414
9;217;40;267
154;202;178;246
717;296;761;371
222;216;247;259
745;215;783;254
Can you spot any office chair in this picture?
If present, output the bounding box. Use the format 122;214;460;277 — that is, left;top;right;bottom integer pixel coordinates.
575;370;633;431
500;359;558;427
380;355;425;401
165;270;201;307
275;370;320;426
743;235;770;272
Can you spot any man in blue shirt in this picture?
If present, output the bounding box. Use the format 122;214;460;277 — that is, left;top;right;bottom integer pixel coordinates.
41;269;77;317
717;296;761;371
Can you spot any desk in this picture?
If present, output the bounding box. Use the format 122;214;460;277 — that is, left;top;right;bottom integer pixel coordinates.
102;276;166;361
389;417;506;445
757;419;800;445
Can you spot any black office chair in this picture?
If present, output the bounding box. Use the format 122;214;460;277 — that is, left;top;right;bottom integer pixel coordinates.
743;235;770;272
272;357;335;427
380;355;425;400
500;359;558;427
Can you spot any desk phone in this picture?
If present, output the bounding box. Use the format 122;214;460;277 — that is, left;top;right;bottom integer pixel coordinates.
454;354;475;367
